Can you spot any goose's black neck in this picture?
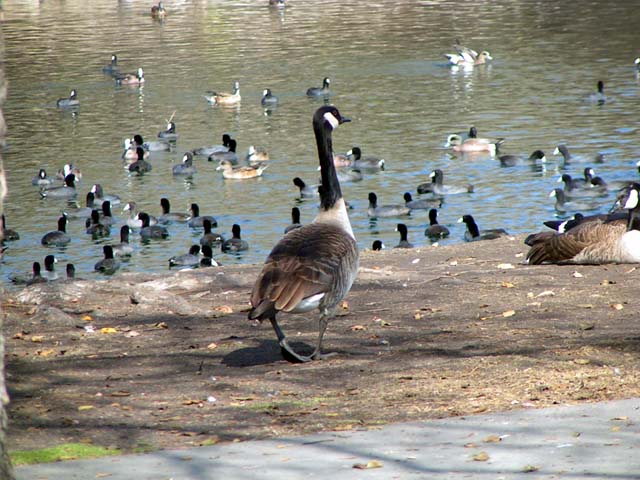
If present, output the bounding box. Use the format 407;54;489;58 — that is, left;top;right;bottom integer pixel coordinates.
314;112;342;211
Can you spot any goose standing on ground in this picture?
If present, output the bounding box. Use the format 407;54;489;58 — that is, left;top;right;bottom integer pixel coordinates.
41;215;71;246
159;197;190;223
367;192;410;217
56;89;79;108
526;183;640;264
348;147;385;171
221;224;249;252
95;245;120;274
425;208;450;239
205;81;241;105
306;77;331;97
187;203;217;228
172;152;197;176
285;207;302;233
249;106;358;363
394;223;414;248
292;177;319;198
459;214;509;242
417;169;474;195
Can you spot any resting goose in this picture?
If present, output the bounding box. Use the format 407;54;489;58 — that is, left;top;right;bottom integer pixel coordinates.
249;106;358;363
526;183;640;264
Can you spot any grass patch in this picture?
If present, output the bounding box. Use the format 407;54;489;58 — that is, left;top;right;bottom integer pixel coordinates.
10;443;121;466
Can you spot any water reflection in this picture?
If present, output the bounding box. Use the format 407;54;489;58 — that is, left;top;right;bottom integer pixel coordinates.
2;0;640;284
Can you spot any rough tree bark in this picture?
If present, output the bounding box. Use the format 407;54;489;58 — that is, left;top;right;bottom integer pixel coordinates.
0;33;16;480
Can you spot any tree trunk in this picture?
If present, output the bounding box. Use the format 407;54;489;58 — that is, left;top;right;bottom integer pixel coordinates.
0;29;16;479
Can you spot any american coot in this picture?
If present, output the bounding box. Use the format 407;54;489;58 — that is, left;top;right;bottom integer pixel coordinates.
41;215;71;246
95;245;120;275
221;224;249;252
249;106;358;363
394;223;414;248
169;245;201;268
367;192;410;218
425;209;450;239
158;198;190;224
306;77;331;97
187;203;217;228
139;212;169;240
458;214;509;242
261;88;279;106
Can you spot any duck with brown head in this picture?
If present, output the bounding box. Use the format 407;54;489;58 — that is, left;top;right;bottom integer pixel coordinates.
249;106;358;363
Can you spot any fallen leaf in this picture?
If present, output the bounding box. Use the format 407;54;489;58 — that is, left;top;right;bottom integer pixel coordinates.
110;391;131;397
536;290;555;297
611;426;621;432
574;359;590;365
81;315;93;322
463;443;477;448
100;327;118;334
610;303;624;310
522;465;539;472
502;310;516;318
78;405;94;411
601;279;616;285
353;460;383;469
497;263;514;269
95;473;112;478
30;335;44;343
501;281;515;288
350;325;366;331
154;322;168;329
125;331;140;338
579;323;595;331
483;435;501;443
572;271;583;278
414;312;423;320
36;349;56;357
341;301;349;310
611;416;629;421
214;306;233;314
472;451;490;461
12;332;26;340
207;342;218;350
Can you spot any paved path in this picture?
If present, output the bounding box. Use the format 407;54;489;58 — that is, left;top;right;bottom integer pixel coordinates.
16;398;640;479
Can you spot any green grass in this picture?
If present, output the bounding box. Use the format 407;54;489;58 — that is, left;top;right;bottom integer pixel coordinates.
10;443;121;466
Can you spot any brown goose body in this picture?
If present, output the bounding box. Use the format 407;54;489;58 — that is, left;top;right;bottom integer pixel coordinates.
249;106;358;362
526;184;640;265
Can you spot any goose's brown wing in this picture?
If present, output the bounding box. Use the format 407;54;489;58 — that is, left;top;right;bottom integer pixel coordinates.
249;223;357;319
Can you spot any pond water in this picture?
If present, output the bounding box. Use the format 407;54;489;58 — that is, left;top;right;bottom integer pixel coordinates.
2;0;640;285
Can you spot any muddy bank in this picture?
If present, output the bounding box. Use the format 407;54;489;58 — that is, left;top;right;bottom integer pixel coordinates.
4;235;640;453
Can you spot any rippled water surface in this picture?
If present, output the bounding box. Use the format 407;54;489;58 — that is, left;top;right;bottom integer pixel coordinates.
2;0;640;284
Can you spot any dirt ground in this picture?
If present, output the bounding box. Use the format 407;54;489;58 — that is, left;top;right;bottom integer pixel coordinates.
4;235;640;454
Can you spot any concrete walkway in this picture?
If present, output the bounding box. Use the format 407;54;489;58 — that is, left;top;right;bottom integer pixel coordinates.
16;398;640;480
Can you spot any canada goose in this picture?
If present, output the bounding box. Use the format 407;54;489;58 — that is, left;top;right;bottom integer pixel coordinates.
192;133;231;156
1;215;19;241
158;121;178;141
41;215;71;246
102;54;119;76
42;255;59;281
285;207;302;234
187;203;217;228
261;88;279;106
526;184;640;264
56;89;79;108
444;44;492;66
151;1;167;18
95;245;120;275
158;197;190;224
221;224;249;252
403;192;441;210
372;240;384;251
86;209;110;239
292;177;319;198
498;150;547;167
32;168;54;186
425;208;450;239
111;226;134;257
138;212;169;240
200;218;224;247
249;105;358;363
205;81;241;105
129;147;153;174
169;245;201;268
123;202;158;229
589;80;607;105
458;214;509;242
525;211;627;247
208;139;238;165
348;147;385;171
172;152;197;176
40;173;77;199
394;223;414;248
367;192;410;217
217;159;268;180
417;169;474;195
115;67;145;86
550;188;600;213
306;77;331;97
445;128;503;154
